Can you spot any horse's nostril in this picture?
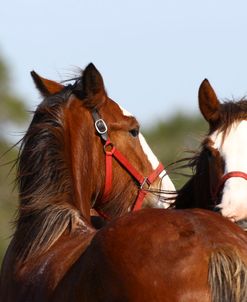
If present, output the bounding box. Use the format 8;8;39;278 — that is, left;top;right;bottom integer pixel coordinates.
213;206;221;213
236;219;247;231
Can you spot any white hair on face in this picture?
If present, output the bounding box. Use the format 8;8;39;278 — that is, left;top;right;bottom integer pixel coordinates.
139;133;175;208
119;105;175;209
119;105;133;117
211;120;247;221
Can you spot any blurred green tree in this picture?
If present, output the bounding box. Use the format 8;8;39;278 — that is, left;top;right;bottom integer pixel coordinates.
0;59;27;130
0;54;28;262
144;113;208;188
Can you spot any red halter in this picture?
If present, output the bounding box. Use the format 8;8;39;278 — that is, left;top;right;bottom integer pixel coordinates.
92;109;165;219
213;171;247;201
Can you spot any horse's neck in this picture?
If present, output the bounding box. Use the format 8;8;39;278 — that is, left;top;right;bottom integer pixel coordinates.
175;149;214;210
14;105;98;262
175;177;196;208
176;174;212;209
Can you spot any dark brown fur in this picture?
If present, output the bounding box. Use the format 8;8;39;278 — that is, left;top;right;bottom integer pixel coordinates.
49;210;247;302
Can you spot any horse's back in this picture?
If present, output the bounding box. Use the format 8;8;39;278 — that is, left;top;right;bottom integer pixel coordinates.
53;208;247;302
2;208;247;302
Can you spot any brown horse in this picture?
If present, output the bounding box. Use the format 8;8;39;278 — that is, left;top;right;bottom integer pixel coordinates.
0;63;175;300
175;79;247;227
2;68;247;302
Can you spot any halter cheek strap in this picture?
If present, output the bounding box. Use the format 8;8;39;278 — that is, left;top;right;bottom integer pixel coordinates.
102;139;164;209
92;109;165;219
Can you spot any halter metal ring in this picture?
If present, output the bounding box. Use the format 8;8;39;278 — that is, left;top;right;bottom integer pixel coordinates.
104;142;115;155
95;119;108;135
140;177;150;190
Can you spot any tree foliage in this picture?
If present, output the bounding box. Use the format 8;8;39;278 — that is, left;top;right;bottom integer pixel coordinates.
0;54;28;262
144;113;208;188
0;58;27;130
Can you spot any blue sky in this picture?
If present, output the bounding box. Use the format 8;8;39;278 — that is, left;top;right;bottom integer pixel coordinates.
1;0;247;129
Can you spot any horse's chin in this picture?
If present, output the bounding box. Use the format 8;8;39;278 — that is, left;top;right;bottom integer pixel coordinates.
213;206;247;231
143;194;175;209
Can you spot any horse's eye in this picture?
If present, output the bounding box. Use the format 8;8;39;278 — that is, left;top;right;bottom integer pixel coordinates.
129;129;139;137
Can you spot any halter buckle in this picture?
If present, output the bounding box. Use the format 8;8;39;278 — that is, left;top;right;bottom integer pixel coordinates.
95;119;108;135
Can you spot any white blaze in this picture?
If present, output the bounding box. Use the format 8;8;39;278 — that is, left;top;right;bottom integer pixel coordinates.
139;134;175;207
119;105;133;117
120;106;175;208
138;133;159;170
211;120;247;221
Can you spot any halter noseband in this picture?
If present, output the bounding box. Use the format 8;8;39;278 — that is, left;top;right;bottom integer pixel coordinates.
92;109;165;219
213;171;247;202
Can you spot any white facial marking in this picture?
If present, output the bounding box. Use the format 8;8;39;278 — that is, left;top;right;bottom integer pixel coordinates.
139;133;176;208
119;105;133;117
139;133;159;170
120;105;175;208
211;120;247;221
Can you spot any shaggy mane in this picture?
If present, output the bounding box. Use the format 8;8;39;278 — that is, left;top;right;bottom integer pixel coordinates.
13;80;86;261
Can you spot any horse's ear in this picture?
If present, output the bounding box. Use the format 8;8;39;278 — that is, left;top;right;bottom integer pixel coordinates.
76;63;106;106
83;63;105;95
30;71;65;97
198;79;220;123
